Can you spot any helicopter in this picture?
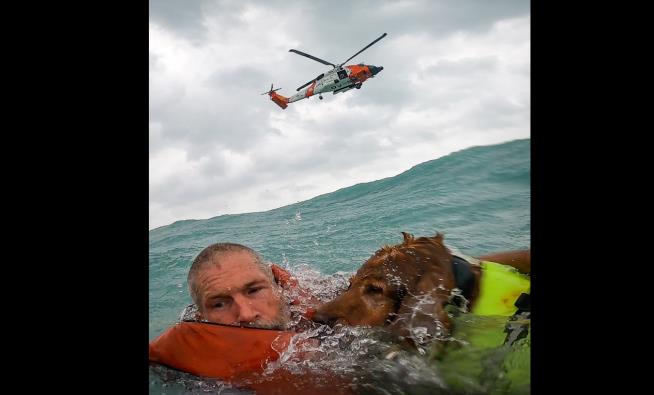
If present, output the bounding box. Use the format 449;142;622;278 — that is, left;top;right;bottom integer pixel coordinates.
262;33;387;109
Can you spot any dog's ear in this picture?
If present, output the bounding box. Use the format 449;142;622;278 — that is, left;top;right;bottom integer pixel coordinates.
432;232;444;244
401;232;414;244
387;264;454;351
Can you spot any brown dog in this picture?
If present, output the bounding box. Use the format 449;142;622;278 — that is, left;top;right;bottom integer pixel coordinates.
312;232;481;350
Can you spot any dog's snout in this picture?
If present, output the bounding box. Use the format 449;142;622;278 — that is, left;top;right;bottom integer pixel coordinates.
311;310;338;327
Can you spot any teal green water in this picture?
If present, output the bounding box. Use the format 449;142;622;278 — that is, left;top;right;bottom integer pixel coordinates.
149;138;530;394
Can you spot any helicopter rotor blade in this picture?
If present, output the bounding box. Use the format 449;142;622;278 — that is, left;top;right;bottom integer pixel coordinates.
338;32;387;67
289;49;336;68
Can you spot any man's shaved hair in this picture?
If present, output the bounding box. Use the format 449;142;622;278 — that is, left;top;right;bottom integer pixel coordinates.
187;243;274;306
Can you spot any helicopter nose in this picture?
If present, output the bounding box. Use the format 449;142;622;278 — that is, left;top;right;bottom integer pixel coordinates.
369;65;383;76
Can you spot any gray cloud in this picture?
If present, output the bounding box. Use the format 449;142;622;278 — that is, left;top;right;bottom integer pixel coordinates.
149;0;213;43
301;0;529;45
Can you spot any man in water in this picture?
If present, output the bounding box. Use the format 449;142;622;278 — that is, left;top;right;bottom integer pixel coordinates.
186;242;294;329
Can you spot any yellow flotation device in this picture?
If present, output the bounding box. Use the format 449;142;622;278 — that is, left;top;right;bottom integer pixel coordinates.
471;261;530;316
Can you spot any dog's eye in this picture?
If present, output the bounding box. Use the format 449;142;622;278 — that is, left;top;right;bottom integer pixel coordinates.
365;284;384;295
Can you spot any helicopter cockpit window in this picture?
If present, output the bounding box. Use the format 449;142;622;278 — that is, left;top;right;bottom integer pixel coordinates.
337;70;348;80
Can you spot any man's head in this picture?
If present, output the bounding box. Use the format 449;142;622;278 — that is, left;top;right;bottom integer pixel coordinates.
187;243;290;329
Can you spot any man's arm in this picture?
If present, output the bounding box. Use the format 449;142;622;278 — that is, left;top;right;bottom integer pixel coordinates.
476;250;530;274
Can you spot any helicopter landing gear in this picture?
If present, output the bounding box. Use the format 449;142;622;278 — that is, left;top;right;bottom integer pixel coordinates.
355;83;362;89
319;95;323;100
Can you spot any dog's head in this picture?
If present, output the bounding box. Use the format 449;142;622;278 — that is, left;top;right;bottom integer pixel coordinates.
313;232;456;344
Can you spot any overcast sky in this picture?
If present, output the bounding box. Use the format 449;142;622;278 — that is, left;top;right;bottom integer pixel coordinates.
149;0;530;230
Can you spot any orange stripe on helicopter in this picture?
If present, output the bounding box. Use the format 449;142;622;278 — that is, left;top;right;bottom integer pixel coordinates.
306;81;317;97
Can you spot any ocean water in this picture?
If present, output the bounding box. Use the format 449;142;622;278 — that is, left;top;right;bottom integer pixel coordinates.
149;138;530;394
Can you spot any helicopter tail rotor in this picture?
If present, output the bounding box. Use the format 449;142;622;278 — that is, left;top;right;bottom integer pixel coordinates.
261;83;282;96
262;83;289;109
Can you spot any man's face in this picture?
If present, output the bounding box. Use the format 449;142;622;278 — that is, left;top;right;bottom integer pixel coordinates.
195;251;290;329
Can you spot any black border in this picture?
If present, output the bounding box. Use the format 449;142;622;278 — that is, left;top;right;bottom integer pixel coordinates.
12;1;150;390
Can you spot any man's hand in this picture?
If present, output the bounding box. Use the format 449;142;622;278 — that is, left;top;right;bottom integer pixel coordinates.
477;250;530;274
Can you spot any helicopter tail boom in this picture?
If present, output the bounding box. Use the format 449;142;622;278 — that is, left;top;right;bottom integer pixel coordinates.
269;91;289;109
